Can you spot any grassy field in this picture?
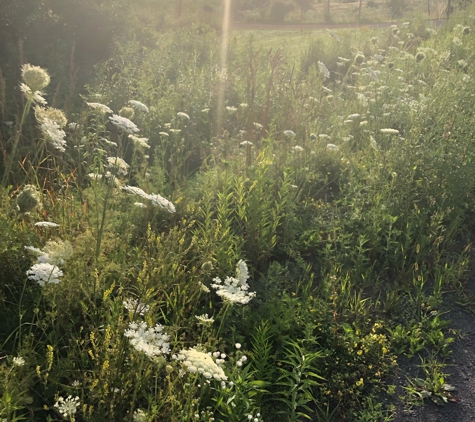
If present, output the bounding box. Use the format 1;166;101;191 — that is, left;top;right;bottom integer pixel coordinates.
1;4;475;421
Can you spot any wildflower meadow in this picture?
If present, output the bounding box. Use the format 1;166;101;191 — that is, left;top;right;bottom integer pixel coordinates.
2;2;475;421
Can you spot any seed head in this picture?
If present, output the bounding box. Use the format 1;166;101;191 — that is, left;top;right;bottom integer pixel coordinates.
16;185;41;213
21;64;50;92
119;106;135;120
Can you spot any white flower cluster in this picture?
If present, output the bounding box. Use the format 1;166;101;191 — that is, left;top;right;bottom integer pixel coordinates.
123;298;150;316
133;409;148;422
124;321;170;358
129;100;149;113
54;395;80;419
12;356;25;367
211;260;256;305
177;112;190;120
195;313;214;324
25;240;72;286
173;348;227;381
87;102;113;114
109;114;139;134
318;61;330;79
20;83;47;105
122;185;176;213
34;221;59;228
107;156;130;176
40;118;67;152
129;134;150;149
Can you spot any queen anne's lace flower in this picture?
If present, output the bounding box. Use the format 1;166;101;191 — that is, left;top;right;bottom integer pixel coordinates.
211;260;255;305
87;102;113;114
54;395;80;419
109;114;139;134
284;130;296;138
107;157;130;176
26;263;63;286
177;112;190;120
22;64;50;92
174;348;227;381
128;134;150;149
124;321;170;358
122;186;176;213
326;144;339;151
40;118;67;152
123;298;150;316
12;356;25;367
34;221;59;228
195;314;214;324
318;61;330;78
380;128;399;135
129;100;149;113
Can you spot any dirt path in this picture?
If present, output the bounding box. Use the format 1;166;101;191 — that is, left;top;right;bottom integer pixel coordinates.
392;286;475;422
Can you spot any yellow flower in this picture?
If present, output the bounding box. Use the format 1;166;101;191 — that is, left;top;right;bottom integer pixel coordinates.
357;350;363;356
382;347;388;354
356;378;364;387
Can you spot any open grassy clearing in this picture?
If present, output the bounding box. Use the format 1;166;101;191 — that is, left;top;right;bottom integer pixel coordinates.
2;4;475;422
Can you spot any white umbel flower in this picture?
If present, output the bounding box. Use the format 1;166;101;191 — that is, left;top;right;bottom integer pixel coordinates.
20;83;47;105
129;100;149;113
87;102;113;114
109;114;139;134
326;144;339;151
123;298;150;316
107;157;130;176
211;260;255;305
121;186;176;213
40;118;67;152
26;263;63;286
12;356;25;367
318;61;330;79
34;221;59;228
128;134;150;149
177;112;190;120
195;314;214;324
54;395;80;419
174;348;227;381
124;321;170;358
380;128;399;135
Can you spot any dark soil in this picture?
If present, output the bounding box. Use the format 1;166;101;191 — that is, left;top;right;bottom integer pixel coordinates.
392;284;475;422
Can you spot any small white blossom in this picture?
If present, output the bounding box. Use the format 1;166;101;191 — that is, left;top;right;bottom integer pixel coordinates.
123;298;150;316
12;356;25;367
54;395;80;419
240;141;253;147
326;144;339;151
284;130;296;138
195;314;214;324
292;145;304;152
